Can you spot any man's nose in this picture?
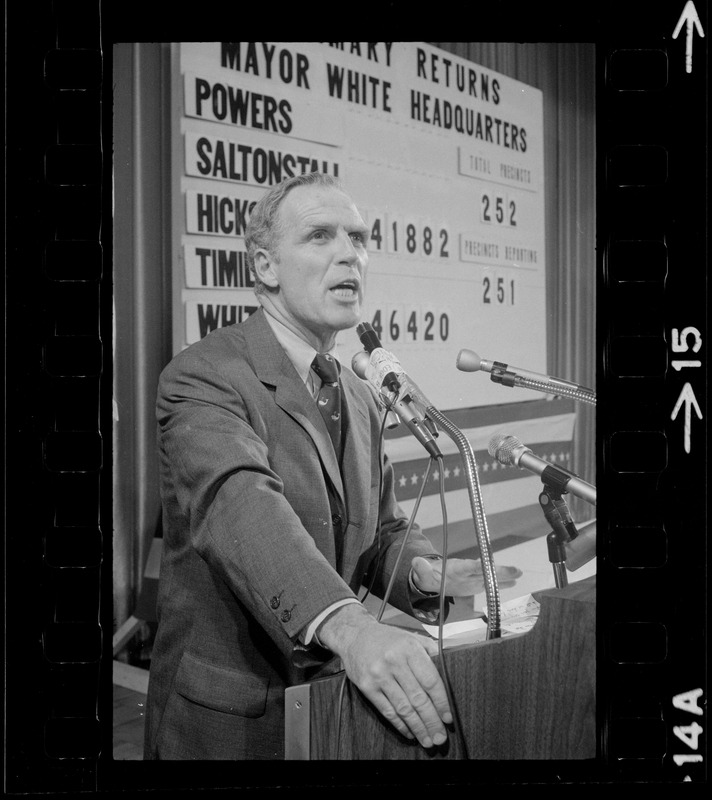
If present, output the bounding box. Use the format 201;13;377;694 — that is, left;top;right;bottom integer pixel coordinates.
335;230;362;263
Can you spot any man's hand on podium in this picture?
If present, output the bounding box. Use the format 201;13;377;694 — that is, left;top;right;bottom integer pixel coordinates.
411;556;523;596
316;603;452;749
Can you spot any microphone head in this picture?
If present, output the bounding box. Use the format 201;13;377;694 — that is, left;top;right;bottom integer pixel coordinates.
456;349;483;372
351;350;370;379
356;321;383;354
487;432;524;465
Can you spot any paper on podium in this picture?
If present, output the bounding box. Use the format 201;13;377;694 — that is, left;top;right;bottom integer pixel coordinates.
422;593;542;648
411;523;596;649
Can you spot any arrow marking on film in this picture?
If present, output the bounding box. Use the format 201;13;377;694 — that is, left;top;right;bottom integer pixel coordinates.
672;1;705;74
671;382;703;453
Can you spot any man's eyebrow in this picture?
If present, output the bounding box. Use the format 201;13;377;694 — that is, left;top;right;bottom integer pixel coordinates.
302;219;368;234
300;217;334;231
303;220;333;230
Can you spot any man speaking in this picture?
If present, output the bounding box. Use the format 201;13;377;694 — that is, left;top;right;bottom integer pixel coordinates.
144;172;517;760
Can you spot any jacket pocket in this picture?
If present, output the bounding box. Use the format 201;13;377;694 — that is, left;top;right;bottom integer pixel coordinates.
174;651;269;718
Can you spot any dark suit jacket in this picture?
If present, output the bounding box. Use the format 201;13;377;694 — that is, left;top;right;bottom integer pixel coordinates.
144;308;443;760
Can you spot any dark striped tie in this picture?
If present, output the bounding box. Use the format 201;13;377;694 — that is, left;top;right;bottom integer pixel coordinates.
311;353;342;457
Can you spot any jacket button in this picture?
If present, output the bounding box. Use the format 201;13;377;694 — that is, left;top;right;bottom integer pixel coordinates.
280;610;291;623
270;596;280;609
331;514;342;526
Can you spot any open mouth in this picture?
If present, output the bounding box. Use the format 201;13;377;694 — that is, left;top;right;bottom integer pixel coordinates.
330;278;360;298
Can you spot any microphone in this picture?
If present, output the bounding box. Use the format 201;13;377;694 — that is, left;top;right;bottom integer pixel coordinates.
488;432;596;506
457;349;585;393
351;351;442;458
353;324;442;458
351;351;400;430
355;323;439;424
357;322;401;393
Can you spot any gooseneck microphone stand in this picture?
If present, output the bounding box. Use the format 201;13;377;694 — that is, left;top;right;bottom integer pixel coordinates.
456;349;596;406
490;370;597;406
355;341;502;639
424;408;502;640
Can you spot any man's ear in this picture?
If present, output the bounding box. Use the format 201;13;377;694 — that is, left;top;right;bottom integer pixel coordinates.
253;249;280;289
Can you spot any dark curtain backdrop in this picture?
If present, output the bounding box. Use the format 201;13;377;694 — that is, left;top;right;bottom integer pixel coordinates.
112;42;596;631
113;43;173;628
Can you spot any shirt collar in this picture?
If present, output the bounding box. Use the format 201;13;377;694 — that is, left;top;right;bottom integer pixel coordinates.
262;310;340;385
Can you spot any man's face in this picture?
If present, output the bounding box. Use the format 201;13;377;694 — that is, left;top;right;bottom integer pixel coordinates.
255;184;369;350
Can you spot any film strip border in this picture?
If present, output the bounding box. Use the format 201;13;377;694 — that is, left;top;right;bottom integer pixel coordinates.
4;1;708;792
6;1;109;794
599;6;708;782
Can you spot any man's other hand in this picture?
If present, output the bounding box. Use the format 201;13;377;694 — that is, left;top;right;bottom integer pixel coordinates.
411;556;522;596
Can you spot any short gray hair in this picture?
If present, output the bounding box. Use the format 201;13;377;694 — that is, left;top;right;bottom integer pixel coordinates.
245;172;343;294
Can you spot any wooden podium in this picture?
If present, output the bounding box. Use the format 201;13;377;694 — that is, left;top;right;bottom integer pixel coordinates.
285;575;596;760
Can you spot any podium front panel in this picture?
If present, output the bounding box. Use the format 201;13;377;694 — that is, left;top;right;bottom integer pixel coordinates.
285;576;596;760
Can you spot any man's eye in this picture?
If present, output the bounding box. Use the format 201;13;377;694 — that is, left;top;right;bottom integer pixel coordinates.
350;233;365;244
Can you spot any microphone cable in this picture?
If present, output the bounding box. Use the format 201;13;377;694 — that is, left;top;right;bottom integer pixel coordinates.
335;382;410;758
357;377;436;618
334;669;349;759
334;389;437;756
333;387;465;757
371;388;465;753
376;448;435;621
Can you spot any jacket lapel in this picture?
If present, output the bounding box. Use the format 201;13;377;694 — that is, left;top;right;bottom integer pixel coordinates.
243;310;379;581
340;370;371;510
245;310;345;500
340;369;373;560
